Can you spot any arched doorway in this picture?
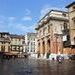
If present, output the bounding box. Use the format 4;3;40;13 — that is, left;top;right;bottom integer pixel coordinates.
42;41;45;55
47;39;50;58
47;39;50;53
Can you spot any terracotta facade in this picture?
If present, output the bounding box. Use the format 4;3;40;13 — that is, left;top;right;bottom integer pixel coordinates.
35;10;69;58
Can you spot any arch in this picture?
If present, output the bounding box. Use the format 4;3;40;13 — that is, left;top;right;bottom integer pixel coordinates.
47;39;50;53
42;41;45;55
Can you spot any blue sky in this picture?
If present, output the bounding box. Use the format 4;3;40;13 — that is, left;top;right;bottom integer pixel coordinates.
0;0;74;35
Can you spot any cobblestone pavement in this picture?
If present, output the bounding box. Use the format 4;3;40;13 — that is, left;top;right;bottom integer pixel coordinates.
0;58;75;75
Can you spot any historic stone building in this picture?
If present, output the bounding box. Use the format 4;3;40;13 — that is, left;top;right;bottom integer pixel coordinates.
0;32;10;53
10;34;25;54
35;10;69;59
0;32;25;56
25;33;37;57
66;1;75;54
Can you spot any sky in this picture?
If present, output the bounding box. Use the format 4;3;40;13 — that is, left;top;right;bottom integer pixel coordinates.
0;0;74;35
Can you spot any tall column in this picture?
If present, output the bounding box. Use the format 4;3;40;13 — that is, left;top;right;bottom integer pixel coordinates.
44;39;48;58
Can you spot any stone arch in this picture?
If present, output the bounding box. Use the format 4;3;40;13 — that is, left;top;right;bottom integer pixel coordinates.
47;39;50;53
42;41;45;55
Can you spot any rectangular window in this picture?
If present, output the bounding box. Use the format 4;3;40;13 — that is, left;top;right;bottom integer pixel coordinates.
43;27;47;35
48;25;50;33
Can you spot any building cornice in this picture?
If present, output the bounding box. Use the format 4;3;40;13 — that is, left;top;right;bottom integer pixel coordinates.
35;16;69;30
66;1;75;8
35;9;68;30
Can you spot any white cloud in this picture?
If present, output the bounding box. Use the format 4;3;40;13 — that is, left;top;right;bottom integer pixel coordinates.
0;15;35;34
15;24;35;34
22;16;32;21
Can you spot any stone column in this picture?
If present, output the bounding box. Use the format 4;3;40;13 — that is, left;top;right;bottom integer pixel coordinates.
50;36;54;54
44;39;48;58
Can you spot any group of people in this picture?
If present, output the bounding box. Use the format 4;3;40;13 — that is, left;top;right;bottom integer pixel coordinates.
56;55;64;63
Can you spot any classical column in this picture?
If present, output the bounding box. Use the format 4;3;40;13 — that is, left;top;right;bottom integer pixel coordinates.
44;39;48;58
50;36;54;54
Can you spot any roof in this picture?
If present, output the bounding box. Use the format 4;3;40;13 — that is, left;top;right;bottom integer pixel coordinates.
66;1;75;8
10;34;24;39
38;9;68;23
35;9;68;30
0;32;9;34
35;16;69;30
27;32;36;35
26;33;37;36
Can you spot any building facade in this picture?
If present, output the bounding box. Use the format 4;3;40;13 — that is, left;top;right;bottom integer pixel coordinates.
0;32;25;56
0;32;10;53
35;10;69;59
25;33;37;56
66;1;75;54
10;34;25;54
